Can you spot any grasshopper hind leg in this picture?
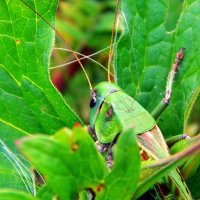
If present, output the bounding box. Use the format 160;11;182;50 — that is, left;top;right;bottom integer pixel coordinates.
151;48;185;119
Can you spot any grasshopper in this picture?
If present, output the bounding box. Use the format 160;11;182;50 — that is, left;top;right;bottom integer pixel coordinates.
88;50;196;200
20;0;200;199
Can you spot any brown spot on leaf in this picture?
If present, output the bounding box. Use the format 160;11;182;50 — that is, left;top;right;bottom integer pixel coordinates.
71;143;79;152
73;122;81;128
16;39;20;45
96;184;104;192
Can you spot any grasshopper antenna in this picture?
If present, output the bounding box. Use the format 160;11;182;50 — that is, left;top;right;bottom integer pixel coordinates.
20;0;94;94
107;0;120;82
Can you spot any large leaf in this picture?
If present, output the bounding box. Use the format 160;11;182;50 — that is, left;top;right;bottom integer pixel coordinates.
0;0;81;144
17;127;141;200
0;0;81;191
115;0;200;137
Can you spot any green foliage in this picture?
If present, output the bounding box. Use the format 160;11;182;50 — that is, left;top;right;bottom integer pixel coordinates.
0;0;199;199
3;127;200;199
116;0;200;137
17;127;140;199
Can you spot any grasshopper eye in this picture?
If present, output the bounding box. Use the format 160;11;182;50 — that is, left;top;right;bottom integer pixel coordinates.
90;89;97;108
90;97;96;108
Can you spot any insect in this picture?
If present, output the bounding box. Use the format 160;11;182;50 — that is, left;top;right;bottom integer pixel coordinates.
20;0;200;199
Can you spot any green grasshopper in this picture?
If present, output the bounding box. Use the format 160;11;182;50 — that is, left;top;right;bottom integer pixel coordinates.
21;0;200;199
88;49;198;199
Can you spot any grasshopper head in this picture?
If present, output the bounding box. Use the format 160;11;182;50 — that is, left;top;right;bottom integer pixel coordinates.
89;82;122;144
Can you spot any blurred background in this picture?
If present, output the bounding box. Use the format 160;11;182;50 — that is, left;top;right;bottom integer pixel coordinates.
50;0;116;122
50;0;199;136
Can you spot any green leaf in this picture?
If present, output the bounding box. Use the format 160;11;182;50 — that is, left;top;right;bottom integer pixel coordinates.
0;0;81;140
0;189;38;200
0;0;81;191
0;160;27;191
115;0;200;137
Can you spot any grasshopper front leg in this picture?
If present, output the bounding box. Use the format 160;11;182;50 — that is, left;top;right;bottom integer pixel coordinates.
151;48;185;119
95;140;116;168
